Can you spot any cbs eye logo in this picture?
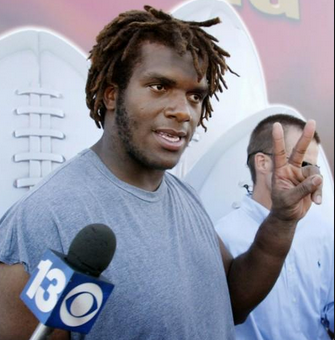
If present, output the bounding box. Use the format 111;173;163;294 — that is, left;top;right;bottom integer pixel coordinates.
26;259;103;327
60;283;103;327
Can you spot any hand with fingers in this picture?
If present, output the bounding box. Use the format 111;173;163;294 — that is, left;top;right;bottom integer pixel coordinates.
270;120;323;223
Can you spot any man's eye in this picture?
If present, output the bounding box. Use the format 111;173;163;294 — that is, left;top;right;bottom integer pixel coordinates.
150;84;166;92
189;94;203;103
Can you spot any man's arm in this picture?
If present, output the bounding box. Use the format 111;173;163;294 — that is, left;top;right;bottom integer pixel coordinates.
220;215;299;324
0;263;70;340
220;121;323;324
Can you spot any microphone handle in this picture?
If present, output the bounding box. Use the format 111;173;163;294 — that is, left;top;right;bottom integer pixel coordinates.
29;323;54;340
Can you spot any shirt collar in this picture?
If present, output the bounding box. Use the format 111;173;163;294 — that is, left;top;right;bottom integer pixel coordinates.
241;195;270;225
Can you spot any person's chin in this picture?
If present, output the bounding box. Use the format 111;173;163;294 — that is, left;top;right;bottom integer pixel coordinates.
134;147;183;171
152;161;179;171
150;155;182;171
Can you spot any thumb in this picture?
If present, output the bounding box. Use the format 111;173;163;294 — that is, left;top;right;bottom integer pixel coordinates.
289;175;323;204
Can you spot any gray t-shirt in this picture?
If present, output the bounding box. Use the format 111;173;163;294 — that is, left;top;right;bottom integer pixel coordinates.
0;149;235;340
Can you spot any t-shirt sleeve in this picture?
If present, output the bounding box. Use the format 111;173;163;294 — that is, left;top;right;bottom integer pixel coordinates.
0;203;23;266
0;198;64;274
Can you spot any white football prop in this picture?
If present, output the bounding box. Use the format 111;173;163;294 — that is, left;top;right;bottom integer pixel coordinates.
0;29;102;218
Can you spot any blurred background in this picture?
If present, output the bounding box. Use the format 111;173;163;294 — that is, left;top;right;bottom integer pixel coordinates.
0;0;333;173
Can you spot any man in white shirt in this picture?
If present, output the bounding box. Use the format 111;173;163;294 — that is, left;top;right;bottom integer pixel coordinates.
216;114;334;340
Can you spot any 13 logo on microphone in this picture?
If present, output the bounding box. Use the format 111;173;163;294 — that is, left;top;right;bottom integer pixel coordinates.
21;249;114;334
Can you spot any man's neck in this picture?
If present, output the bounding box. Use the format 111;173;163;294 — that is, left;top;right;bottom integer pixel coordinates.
91;140;165;192
252;185;272;211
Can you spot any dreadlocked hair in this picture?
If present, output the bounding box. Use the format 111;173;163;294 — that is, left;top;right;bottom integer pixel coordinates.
86;5;237;130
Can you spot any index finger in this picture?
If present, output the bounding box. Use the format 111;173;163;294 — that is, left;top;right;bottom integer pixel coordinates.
272;122;288;169
289;120;316;167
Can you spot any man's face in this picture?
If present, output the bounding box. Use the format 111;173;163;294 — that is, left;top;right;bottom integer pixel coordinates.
109;42;208;171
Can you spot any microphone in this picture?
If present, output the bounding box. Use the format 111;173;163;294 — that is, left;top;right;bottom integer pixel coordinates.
20;224;117;339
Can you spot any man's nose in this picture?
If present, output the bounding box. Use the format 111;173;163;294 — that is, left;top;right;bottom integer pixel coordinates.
164;96;192;123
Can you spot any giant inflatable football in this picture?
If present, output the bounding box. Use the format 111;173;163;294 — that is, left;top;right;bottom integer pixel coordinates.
0;29;102;218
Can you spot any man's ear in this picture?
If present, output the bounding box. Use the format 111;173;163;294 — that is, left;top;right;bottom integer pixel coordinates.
254;153;272;175
103;85;118;111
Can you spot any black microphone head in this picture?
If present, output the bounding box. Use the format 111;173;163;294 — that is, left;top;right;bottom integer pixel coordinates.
66;224;117;277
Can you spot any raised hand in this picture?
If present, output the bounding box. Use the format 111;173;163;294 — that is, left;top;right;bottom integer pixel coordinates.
270;120;323;223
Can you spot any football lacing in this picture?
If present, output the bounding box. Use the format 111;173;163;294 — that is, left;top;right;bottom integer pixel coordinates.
13;86;66;189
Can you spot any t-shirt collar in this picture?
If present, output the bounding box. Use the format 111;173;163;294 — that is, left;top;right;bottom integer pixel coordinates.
85;149;167;203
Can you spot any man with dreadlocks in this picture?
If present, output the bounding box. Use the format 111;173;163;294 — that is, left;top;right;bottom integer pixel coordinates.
0;6;323;340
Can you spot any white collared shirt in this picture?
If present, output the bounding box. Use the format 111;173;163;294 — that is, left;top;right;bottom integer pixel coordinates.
216;195;334;340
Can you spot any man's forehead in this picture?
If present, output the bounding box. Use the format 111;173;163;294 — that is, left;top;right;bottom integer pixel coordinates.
135;41;208;85
285;127;319;160
285;126;307;146
139;40;192;60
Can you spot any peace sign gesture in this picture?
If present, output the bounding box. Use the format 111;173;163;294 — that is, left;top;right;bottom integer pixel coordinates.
270;120;323;223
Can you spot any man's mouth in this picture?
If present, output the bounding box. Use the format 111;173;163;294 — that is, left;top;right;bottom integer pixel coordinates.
153;129;187;152
156;131;182;143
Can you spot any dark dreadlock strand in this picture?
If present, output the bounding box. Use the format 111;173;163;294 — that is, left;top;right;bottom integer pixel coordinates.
86;5;235;130
194;28;220;43
144;5;173;21
172;28;189;56
227;66;240;78
186;18;222;27
186;30;203;81
213;43;231;58
121;30;142;62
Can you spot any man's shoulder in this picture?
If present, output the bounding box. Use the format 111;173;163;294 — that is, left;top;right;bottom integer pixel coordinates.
1;150;95;217
216;207;244;231
215;199;260;255
164;173;214;220
215;198;258;237
165;172;198;195
216;199;251;225
165;172;205;205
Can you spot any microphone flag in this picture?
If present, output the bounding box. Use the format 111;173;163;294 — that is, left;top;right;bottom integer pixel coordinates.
21;249;114;334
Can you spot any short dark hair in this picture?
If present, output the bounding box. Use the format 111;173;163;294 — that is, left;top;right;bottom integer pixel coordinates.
247;114;321;184
86;6;237;130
